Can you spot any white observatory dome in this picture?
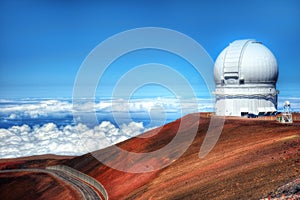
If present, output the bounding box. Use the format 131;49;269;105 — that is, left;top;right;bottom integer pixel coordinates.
214;39;279;117
214;39;278;84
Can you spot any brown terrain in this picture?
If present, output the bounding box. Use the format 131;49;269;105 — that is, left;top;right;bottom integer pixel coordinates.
0;113;299;200
0;171;80;200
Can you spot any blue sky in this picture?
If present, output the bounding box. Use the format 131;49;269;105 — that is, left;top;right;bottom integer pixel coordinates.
0;0;299;98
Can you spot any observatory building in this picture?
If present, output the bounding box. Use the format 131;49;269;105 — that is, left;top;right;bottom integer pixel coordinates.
214;39;279;117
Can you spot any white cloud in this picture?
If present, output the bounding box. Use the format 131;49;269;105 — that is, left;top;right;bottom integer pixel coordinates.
120;122;144;137
0;98;215;158
0;99;72;119
0;98;215;120
8;113;17;119
0;121;149;158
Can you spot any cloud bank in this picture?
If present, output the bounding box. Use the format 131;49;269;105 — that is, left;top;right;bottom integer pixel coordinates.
0;121;149;158
0;98;214;119
1;97;298;158
0;98;215;158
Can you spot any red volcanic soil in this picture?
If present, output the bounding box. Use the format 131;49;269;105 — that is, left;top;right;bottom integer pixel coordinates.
0;154;74;170
0;113;299;200
65;113;300;199
0;171;80;200
0;155;77;200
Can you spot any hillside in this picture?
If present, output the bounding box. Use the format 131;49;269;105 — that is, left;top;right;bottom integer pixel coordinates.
0;113;299;199
65;113;300;199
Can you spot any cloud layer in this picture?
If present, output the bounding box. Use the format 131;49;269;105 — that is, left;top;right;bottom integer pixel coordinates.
0;98;215;158
0;98;214;119
0;121;148;158
1;97;298;158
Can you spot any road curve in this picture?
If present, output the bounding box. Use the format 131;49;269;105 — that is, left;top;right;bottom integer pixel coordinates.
0;168;101;200
47;165;108;200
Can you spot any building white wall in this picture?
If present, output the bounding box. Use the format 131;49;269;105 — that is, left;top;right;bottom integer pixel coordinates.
215;85;278;116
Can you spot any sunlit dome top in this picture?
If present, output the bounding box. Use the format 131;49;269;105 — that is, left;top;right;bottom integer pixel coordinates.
214;39;278;85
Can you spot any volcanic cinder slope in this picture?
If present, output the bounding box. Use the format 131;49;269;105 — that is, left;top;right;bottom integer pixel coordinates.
0;113;300;200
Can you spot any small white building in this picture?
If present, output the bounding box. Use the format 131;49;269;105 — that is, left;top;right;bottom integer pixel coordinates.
214;39;279;117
